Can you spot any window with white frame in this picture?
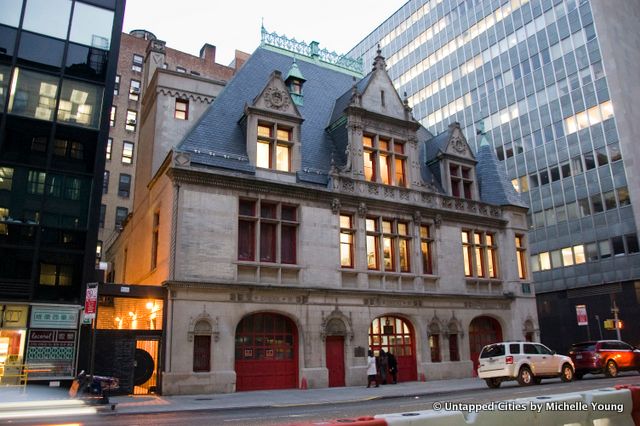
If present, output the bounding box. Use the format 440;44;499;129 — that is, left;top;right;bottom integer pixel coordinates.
362;134;407;186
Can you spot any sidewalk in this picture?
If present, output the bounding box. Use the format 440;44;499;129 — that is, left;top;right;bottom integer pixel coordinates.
109;377;488;414
0;377;487;416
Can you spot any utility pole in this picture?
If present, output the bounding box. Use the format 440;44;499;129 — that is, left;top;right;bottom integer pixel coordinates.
611;300;621;340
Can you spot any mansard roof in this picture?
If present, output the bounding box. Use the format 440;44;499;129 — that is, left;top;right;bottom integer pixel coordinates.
176;45;524;208
476;137;529;208
178;47;355;181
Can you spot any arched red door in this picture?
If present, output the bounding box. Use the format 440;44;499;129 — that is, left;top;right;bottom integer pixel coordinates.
369;316;417;382
235;313;298;391
469;316;502;375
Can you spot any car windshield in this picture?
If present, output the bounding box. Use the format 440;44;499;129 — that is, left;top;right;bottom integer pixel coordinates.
570;343;596;352
480;344;505;358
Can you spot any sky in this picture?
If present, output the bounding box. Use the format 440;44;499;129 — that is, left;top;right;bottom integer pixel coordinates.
122;0;407;66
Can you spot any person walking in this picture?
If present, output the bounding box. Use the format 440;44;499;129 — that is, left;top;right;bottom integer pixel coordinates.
387;351;398;384
378;349;389;384
366;350;379;388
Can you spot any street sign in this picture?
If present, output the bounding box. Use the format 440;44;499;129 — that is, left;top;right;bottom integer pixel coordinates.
83;282;98;321
576;304;588;326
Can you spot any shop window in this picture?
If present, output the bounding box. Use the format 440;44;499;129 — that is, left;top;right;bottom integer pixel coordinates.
339;214;355;268
96;297;163;330
175;99;188;120
237;199;298;264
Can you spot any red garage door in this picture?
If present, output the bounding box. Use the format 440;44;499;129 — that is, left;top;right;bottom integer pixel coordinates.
369;316;417;382
469;316;502;375
235;313;298;391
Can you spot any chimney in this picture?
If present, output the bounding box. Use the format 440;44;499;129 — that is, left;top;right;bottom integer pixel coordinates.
200;43;216;64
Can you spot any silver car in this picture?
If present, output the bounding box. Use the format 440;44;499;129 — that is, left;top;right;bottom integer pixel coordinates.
478;341;575;388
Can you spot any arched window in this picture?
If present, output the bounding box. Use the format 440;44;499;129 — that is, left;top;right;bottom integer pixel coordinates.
428;322;441;362
193;320;212;372
448;323;460;361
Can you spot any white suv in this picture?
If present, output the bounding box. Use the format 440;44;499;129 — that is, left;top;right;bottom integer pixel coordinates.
477;341;575;388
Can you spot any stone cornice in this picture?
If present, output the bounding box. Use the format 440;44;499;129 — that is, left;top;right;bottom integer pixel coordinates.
163;280;514;307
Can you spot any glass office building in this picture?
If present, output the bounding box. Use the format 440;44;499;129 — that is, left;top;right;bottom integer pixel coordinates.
351;0;640;351
0;0;124;381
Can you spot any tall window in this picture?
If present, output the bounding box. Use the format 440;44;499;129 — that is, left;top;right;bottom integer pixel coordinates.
449;333;460;361
0;167;14;191
129;79;141;101
462;230;498;278
115;206;128;228
151;211;159;270
122;141;134;164
366;217;411;272
339;214;355;268
114;74;120;95
118;173;131;198
420;225;433;274
110;106;116;127
102;170;109;194
106;138;112;160
449;163;473;199
125;110;137;132
193;334;211;372
99;204;106;228
175;99;189;120
27;171;45;195
132;54;143;72
256;122;293;172
362;134;406;186
515;234;527;279
429;334;441;362
237;199;298;264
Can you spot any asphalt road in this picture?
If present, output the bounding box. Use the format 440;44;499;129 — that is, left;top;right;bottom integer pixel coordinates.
7;373;640;426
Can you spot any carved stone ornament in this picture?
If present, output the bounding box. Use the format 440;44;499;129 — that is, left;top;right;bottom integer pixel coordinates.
451;136;466;154
331;198;341;214
357;202;367;217
434;214;442;228
264;87;290;111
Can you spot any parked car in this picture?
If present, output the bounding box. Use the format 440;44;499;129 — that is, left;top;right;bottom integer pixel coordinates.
569;340;640;379
477;341;574;388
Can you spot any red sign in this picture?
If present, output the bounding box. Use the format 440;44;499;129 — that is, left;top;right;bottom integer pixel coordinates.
576;305;588;326
84;283;98;320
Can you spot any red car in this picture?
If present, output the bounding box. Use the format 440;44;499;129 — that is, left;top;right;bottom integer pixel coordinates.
569;340;640;379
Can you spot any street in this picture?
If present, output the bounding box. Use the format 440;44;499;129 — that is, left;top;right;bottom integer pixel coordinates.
4;373;639;426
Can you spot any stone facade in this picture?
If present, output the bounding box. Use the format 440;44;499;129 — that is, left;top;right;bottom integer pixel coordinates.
107;38;537;395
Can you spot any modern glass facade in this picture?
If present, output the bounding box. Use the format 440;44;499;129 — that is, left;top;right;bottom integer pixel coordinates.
351;0;640;351
0;0;124;380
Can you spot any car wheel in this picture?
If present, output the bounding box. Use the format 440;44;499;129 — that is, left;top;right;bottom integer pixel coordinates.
485;378;501;389
574;372;583;380
561;364;574;382
517;366;534;386
605;360;618;378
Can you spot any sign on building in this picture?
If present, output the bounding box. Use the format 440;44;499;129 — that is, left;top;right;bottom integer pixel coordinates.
575;305;588;326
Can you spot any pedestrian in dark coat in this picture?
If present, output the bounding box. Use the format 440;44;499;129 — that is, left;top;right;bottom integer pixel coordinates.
387;352;398;384
378;349;389;384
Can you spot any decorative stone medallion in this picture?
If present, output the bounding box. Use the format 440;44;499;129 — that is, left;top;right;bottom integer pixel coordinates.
264;87;290;111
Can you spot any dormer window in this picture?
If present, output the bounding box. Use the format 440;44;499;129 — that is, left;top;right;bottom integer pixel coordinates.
285;60;305;106
290;80;302;95
363;134;406;187
257;122;292;172
449;162;474;199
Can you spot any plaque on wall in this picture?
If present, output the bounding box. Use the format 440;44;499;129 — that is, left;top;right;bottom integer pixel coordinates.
354;346;365;357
